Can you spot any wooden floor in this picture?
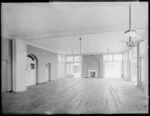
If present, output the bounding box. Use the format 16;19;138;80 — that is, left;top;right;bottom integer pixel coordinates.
2;77;148;114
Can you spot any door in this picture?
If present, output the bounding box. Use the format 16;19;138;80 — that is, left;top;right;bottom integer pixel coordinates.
48;63;51;81
26;57;36;86
46;63;51;81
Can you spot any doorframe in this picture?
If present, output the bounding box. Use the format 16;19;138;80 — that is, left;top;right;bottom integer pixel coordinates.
47;62;51;81
27;54;39;85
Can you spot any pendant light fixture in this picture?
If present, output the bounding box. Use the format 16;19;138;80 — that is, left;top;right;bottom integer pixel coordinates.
124;3;139;47
79;38;82;77
79;38;82;60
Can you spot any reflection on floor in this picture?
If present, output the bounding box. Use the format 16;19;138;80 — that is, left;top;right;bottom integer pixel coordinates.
2;77;148;114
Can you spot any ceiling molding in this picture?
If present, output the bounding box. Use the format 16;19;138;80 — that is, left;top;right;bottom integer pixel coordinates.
3;2;143;9
49;2;145;8
12;25;147;40
66;51;124;56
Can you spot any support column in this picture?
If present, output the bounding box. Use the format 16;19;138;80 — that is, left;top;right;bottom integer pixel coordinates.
144;48;148;103
143;41;149;104
79;38;82;78
122;53;124;79
12;39;27;92
127;51;131;81
137;43;140;87
101;55;104;78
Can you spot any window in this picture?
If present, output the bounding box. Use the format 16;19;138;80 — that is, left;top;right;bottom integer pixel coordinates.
58;55;65;63
103;55;112;61
65;55;81;77
30;63;35;69
73;63;80;73
58;55;62;62
104;62;122;78
74;56;81;62
113;54;122;61
66;56;73;62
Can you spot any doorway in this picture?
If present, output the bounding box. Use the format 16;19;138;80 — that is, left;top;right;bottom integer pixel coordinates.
46;63;51;81
26;54;38;86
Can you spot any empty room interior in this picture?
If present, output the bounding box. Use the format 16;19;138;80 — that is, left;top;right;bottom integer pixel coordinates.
1;2;149;114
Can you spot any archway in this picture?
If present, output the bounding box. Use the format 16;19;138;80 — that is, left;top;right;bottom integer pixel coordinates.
26;54;38;87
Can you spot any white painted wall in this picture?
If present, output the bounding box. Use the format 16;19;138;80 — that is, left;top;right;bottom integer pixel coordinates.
1;60;7;92
27;44;58;83
94;55;104;78
82;55;100;78
1;39;12;92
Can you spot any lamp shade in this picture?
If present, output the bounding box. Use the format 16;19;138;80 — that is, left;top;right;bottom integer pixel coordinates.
124;30;141;40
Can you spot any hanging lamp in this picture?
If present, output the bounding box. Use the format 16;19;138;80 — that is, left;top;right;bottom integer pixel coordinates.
79;38;82;60
124;3;139;47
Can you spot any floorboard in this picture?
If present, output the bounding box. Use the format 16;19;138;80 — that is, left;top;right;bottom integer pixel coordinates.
2;77;148;114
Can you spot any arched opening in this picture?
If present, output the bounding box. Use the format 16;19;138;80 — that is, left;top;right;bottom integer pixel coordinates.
26;54;38;87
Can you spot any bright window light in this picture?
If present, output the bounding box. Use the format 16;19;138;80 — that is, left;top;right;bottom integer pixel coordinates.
74;56;81;62
104;55;112;61
66;56;73;62
113;54;122;61
105;62;122;78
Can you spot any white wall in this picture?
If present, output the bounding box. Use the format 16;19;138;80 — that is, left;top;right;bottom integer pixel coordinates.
82;55;100;78
27;44;58;83
1;39;12;92
94;55;104;78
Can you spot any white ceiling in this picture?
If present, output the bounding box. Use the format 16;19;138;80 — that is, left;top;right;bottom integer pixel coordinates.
2;2;148;55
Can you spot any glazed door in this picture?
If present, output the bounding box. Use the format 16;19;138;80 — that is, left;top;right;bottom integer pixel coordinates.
26;57;36;86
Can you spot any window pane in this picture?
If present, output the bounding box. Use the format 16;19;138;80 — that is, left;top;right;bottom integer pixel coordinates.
113;54;122;61
103;55;112;61
132;46;137;57
66;56;73;62
73;63;80;73
58;55;61;62
74;56;81;62
62;56;65;63
66;64;70;74
105;62;122;78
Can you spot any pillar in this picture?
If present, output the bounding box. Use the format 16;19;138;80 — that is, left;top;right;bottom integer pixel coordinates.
127;51;131;81
143;36;149;103
122;53;124;79
12;39;27;92
144;47;148;102
137;43;140;87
